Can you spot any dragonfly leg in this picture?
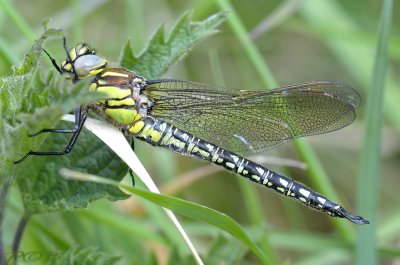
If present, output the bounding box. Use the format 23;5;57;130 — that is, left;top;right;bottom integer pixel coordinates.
122;128;135;185
128;169;135;186
13;107;88;164
28;107;83;136
62;37;79;83
130;139;135;151
43;37;79;83
42;48;62;74
128;139;136;185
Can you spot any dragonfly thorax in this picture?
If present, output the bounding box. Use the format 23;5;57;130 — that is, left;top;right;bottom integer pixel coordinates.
87;68;154;127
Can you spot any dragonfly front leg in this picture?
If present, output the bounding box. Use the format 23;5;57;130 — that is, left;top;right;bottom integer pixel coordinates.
28;107;84;136
13;107;88;164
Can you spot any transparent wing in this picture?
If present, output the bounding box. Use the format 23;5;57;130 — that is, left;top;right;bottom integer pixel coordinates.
144;80;360;156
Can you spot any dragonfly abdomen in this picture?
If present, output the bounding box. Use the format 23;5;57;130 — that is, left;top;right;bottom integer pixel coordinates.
129;116;368;224
210;149;341;216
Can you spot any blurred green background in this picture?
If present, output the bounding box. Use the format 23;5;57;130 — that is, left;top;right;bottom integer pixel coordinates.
1;0;399;264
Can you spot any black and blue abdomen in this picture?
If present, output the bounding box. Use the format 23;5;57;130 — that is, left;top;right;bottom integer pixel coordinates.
128;116;362;222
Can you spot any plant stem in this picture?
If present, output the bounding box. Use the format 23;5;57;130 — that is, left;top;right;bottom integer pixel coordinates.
12;214;30;264
0;176;15;265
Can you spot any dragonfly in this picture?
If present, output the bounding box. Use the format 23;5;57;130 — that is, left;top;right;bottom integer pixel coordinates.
14;38;369;225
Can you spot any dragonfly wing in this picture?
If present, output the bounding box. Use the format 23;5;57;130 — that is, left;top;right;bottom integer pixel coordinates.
144;80;360;155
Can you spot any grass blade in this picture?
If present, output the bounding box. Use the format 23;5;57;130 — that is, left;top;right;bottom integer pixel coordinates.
61;168;272;265
356;0;393;264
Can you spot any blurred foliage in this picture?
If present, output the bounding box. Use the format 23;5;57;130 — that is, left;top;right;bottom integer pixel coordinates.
0;0;399;264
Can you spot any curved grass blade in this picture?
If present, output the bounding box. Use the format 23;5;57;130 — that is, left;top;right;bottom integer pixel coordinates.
61;167;272;265
61;115;205;265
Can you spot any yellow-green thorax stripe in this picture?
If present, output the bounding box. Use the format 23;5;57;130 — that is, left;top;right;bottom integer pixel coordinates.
89;68;142;125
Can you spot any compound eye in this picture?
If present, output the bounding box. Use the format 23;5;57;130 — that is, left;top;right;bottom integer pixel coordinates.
73;55;107;78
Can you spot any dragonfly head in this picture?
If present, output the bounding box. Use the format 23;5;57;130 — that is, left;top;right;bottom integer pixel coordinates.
61;43;108;80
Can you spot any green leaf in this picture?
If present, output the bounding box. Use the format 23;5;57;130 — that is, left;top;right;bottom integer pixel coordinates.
0;29;60;122
17;125;128;214
45;247;121;265
2;29;127;213
119;11;226;79
1;28;62;183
